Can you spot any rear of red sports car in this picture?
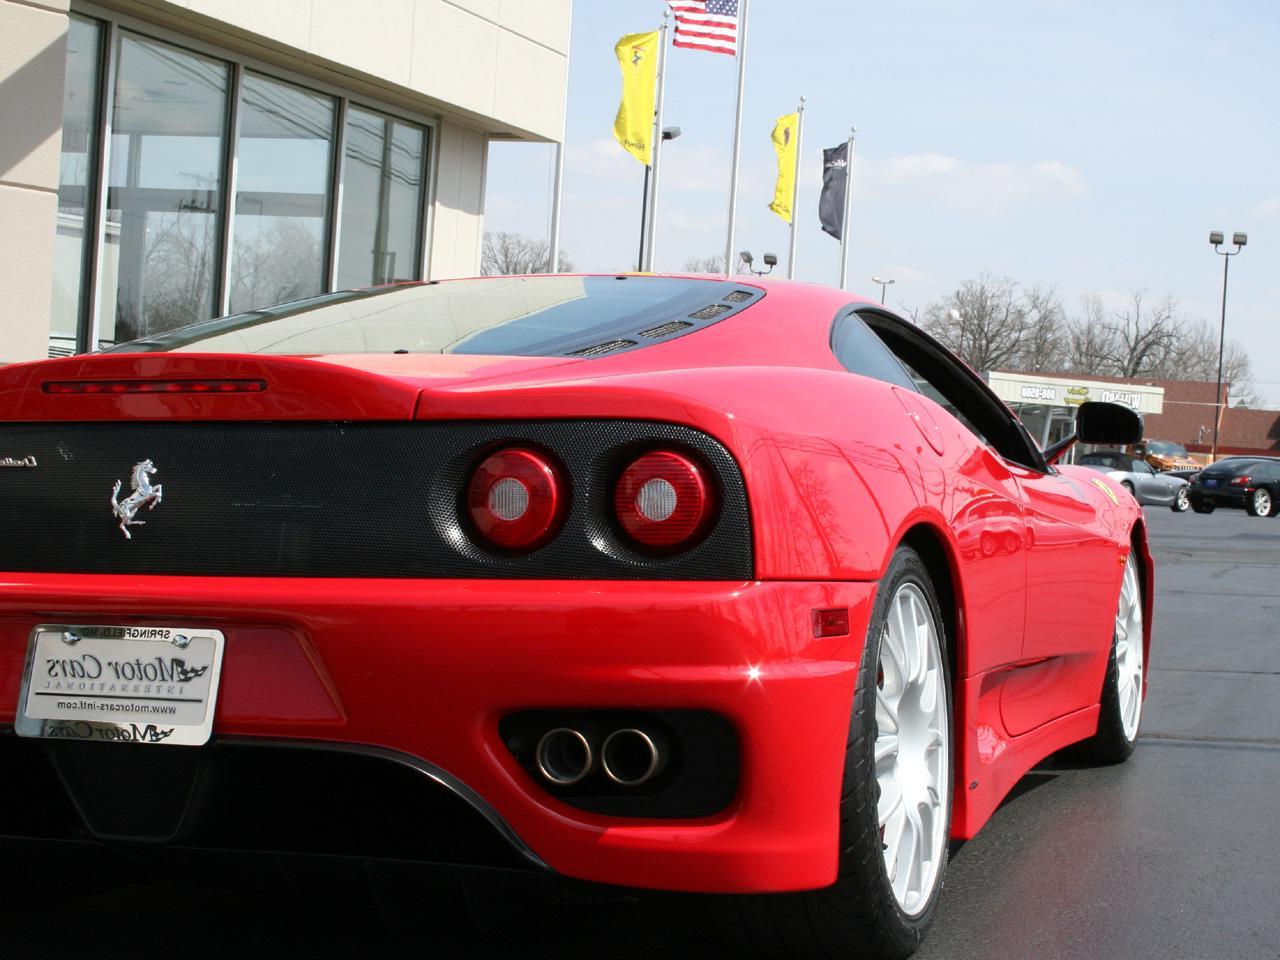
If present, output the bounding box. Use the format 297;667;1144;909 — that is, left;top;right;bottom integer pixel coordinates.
0;275;877;895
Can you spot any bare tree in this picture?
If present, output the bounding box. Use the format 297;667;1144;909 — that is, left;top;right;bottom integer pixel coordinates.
481;232;573;276
1065;293;1117;374
922;272;1063;373
1101;291;1181;378
683;255;727;274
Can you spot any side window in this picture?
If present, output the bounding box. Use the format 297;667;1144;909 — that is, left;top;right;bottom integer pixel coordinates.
857;310;1044;470
1132;460;1153;475
830;312;918;389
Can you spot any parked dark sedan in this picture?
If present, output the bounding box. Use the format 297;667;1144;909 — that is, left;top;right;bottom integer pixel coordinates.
1189;458;1280;516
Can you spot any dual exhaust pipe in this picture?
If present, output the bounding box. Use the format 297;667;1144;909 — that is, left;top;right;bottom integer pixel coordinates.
535;726;664;787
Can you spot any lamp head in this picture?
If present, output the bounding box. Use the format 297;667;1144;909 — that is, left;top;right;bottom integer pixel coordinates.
1209;231;1224;246
1233;232;1247;247
739;250;753;265
662;126;682;141
763;253;778;267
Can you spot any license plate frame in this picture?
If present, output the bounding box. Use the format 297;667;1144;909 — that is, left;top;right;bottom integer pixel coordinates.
1204;478;1220;488
14;624;225;746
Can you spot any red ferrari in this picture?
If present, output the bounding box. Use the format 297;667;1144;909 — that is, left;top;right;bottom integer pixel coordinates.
0;275;1150;957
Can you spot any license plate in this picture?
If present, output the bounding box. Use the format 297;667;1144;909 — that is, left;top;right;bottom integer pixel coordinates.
15;624;225;746
1204;478;1219;487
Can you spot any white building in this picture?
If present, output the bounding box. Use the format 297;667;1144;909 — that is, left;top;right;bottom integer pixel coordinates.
0;0;571;361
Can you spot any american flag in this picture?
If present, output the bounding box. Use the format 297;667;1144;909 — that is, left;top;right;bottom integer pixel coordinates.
667;0;739;56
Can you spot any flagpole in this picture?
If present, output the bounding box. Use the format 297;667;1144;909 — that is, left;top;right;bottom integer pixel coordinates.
838;127;855;289
786;95;805;280
722;0;750;276
548;0;572;273
642;11;670;271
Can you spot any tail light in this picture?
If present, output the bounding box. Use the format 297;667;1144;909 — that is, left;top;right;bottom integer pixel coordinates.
614;450;716;549
1230;476;1252;487
467;447;566;551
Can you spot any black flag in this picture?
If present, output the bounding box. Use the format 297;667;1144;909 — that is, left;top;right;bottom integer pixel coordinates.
819;143;849;240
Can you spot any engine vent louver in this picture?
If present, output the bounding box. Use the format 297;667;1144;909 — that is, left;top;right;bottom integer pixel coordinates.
688;303;732;321
722;290;754;303
569;339;638;358
638;320;694;339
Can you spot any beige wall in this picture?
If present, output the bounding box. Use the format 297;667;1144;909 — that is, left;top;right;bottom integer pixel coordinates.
430;120;487;281
130;0;570;142
0;0;69;364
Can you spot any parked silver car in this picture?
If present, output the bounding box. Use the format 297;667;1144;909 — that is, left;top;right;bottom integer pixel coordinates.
1078;450;1190;511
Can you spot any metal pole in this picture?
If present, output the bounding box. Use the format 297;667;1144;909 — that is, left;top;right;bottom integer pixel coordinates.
786;95;805;280
1212;253;1230;462
642;12;670;271
722;0;750;276
547;0;572;274
637;164;651;270
838;128;855;289
548;141;565;273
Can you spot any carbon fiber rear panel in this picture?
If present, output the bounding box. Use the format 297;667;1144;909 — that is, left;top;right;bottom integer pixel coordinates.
0;421;752;579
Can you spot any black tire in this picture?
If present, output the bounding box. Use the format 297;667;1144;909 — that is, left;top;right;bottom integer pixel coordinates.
719;547;953;960
1120;481;1136;501
1170;487;1190;513
1076;556;1143;765
1246;487;1273;517
1191;500;1215;514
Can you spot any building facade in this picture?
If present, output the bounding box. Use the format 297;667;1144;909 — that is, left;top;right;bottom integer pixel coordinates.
0;0;570;362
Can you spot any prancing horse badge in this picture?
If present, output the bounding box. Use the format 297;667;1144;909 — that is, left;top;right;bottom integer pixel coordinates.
110;459;163;539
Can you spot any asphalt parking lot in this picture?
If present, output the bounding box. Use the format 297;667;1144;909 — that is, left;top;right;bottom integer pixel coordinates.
3;506;1278;958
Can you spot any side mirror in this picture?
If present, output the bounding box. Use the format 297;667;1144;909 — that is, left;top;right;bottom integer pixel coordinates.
1077;401;1143;445
1042;401;1144;465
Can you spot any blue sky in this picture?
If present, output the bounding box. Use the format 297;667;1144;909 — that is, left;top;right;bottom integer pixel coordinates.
485;0;1280;403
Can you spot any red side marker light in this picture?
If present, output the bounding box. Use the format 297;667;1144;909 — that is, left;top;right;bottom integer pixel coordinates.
466;447;567;551
812;608;850;638
44;379;267;395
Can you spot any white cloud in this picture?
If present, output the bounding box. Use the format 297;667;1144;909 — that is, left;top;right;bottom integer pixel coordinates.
859;152;1086;212
1253;197;1280;219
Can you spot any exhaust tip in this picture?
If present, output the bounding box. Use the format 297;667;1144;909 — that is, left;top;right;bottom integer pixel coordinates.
601;728;662;786
535;727;594;786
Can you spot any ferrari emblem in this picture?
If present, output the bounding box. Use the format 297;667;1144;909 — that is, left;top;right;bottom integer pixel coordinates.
110;459;164;539
1090;477;1120;506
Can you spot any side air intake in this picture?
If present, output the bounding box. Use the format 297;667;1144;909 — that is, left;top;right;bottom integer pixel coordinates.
638;321;694;339
688;304;732;321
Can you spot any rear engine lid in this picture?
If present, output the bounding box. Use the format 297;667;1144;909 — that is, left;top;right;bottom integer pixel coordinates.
0;352;576;422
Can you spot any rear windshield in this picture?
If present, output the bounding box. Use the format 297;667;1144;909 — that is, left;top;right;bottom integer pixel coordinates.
1203;458;1261;475
103;276;762;358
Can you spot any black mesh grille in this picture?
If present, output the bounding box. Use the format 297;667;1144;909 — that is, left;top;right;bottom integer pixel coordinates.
567;339;637;358
722;290;754;303
638;321;693;339
687;304;731;321
0;420;752;579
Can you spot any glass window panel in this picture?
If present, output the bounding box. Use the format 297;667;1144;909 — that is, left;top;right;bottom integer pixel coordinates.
49;16;102;357
227;74;334;315
97;33;228;347
335;106;425;289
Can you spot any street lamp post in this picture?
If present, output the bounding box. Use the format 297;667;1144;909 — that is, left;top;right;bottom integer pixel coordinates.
871;275;895;304
637;126;681;270
1208;231;1247;462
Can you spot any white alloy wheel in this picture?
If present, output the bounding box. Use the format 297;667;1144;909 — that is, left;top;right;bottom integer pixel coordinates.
1252;488;1272;517
1174;487;1190;511
875;582;949;917
1115;554;1144;741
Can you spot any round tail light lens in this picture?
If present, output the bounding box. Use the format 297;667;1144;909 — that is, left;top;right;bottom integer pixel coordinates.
467;447;566;550
615;450;716;549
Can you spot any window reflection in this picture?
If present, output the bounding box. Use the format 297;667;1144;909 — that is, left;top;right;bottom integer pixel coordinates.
98;34;228;346
336;106;425;289
228;74;335;315
49;16;102;357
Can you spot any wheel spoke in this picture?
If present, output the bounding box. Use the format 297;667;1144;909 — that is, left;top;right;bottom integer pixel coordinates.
876;685;900;734
877;775;903;827
875;733;900;765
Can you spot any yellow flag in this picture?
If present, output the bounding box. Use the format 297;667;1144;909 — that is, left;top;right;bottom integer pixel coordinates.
768;112;800;222
613;31;659;165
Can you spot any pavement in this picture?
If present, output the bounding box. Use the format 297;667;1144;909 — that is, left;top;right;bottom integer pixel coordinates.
3;506;1278;958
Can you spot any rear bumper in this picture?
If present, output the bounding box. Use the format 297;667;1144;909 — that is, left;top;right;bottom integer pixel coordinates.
1189;488;1247;508
0;575;875;894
